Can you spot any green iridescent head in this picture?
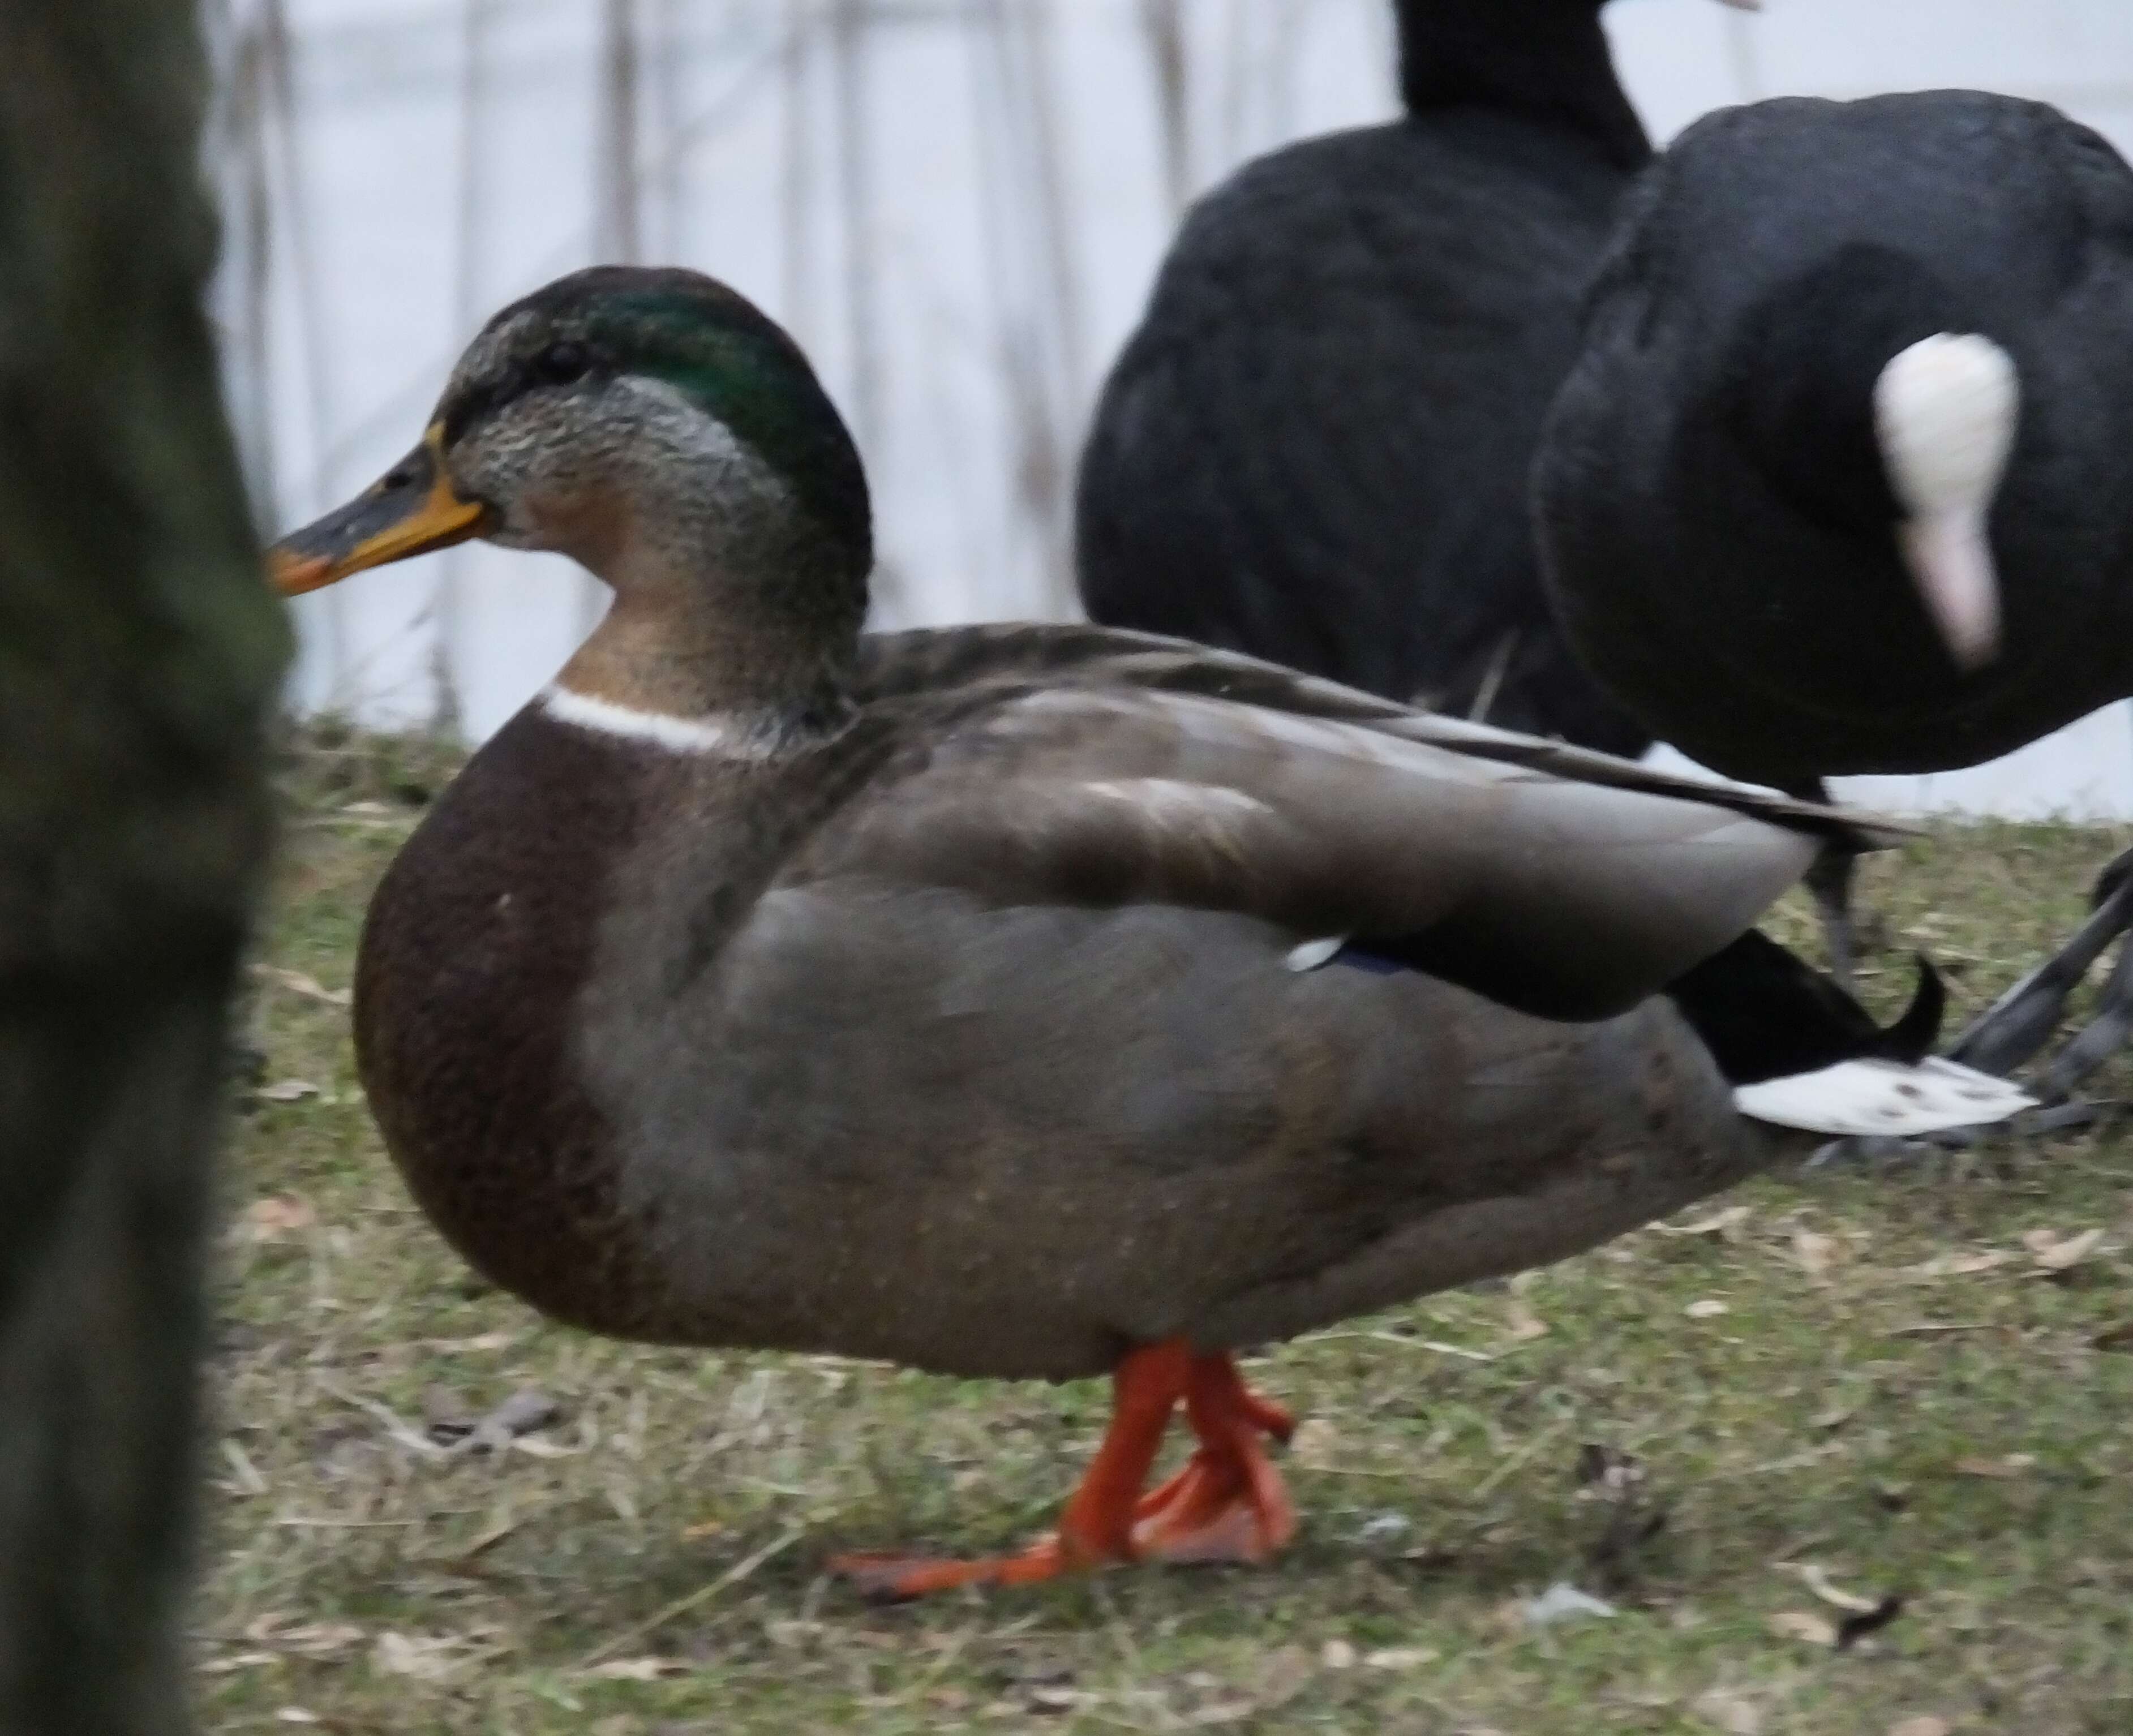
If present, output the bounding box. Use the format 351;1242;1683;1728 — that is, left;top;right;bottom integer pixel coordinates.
271;267;872;634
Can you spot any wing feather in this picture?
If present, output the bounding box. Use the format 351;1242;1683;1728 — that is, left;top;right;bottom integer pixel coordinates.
852;625;1910;848
820;672;1832;1020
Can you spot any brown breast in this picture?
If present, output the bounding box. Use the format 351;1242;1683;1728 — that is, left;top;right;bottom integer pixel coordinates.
352;705;669;1336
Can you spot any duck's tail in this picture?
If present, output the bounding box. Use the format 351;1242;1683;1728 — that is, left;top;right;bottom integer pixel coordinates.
1666;930;2032;1136
1664;929;1939;1085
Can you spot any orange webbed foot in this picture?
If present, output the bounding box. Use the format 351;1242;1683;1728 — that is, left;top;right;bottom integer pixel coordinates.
1131;1353;1297;1565
830;1539;1071;1600
830;1340;1195;1599
827;1345;1298;1597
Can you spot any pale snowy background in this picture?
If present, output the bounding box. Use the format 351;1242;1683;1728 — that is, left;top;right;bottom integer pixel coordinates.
211;0;2133;818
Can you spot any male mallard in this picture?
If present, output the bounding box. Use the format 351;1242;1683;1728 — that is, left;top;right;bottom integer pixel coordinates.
269;267;2023;1597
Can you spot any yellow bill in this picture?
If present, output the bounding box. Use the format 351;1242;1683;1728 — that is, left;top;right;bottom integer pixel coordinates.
269;424;490;596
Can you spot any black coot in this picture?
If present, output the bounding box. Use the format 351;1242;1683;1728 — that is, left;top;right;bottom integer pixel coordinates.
1534;90;2133;1089
1076;0;1756;752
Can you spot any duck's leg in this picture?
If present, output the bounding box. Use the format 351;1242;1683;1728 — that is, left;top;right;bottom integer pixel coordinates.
830;1340;1192;1599
1951;855;2133;1080
2035;930;2133;1100
1805;847;1859;988
1788;781;1859;988
1130;1353;1298;1565
1129;1365;1293;1520
1816;853;2133;1162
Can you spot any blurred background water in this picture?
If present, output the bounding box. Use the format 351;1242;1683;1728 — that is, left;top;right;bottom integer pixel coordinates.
209;0;2133;817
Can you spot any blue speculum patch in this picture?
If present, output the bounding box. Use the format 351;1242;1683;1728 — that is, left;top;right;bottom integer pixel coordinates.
1332;943;1408;976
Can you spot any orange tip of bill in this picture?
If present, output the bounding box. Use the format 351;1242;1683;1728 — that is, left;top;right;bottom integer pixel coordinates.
269;548;337;597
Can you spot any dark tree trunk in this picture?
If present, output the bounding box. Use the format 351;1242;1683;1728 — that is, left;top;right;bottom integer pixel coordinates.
0;4;289;1732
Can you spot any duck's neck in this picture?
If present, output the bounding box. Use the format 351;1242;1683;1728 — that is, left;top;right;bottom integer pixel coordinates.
553;492;864;736
1394;0;1649;169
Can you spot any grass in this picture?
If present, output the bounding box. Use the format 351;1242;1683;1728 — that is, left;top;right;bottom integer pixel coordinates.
200;730;2133;1734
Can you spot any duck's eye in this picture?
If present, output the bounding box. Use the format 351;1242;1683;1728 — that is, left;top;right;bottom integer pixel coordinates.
532;341;590;386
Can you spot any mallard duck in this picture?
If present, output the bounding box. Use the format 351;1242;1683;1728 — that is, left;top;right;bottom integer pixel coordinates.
269;266;2023;1599
1078;0;1757;757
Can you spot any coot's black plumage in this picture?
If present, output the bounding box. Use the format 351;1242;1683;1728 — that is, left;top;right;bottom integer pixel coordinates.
1075;0;1747;752
1534;90;2133;1084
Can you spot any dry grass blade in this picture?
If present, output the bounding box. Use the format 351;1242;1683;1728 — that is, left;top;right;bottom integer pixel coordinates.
312;1377;449;1460
2024;1227;2106;1271
1767;1611;1837;1647
252;963;353;1007
573;1525;804;1670
1471;1421;1569;1501
1796;1563;1883;1613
